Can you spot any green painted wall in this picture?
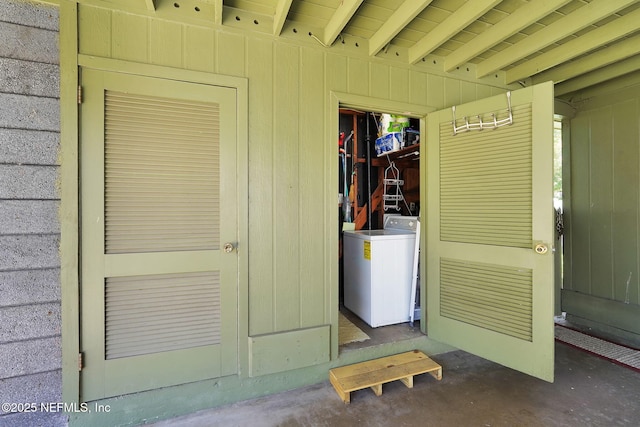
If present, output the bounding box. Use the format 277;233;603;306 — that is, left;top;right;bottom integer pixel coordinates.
67;3;513;425
75;3;509;337
563;80;640;340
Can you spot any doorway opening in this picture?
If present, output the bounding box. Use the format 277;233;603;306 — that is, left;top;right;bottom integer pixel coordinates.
337;107;424;351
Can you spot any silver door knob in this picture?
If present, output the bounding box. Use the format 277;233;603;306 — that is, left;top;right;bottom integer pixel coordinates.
534;243;548;254
223;242;235;253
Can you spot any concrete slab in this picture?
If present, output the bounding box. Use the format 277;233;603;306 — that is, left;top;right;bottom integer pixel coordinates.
148;343;640;427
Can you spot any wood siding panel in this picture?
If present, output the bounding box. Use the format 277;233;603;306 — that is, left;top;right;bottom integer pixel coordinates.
369;62;390;100
389;66;409;102
78;5;110;57
111;11;148;63
426;74;444;108
247;37;275;335
444;78;461;107
347;57;368;96
184;26;215;72
589;109;614;299
410;70;427;106
248;326;330;376
612;99;639;305
476;84;493;103
298;47;325;327
217;32;245;76
568;114;592;294
74;3;513;341
273;43;300;331
326;53;347;93
566;84;640;321
460;81;477;105
149;19;183;68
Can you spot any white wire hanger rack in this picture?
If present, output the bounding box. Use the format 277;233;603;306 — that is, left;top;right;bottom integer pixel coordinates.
383;161;404;211
451;91;513;135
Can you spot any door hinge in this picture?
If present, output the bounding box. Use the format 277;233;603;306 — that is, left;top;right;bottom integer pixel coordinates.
77;85;82;104
78;352;83;371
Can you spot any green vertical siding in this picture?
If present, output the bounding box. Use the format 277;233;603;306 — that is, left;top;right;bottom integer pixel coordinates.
75;3;511;341
370;62;390;99
568;114;592;294
409;71;427;105
347;57;368;95
564;83;640;336
298;47;326;328
247;37;275;336
273;42;300;330
112;11;148;62
427;74;444;107
389;66;409;102
149;19;183;68
612;100;639;304
590;109;614;299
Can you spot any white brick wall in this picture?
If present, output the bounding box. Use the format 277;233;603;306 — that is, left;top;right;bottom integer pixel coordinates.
0;1;65;426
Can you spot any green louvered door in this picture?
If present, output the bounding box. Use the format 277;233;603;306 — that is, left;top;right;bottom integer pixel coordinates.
80;69;238;400
426;82;555;382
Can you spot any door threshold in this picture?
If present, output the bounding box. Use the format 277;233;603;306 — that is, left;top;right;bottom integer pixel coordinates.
338;307;424;353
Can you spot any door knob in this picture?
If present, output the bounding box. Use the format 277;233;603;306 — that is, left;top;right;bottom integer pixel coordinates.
534;243;548;254
223;242;235;253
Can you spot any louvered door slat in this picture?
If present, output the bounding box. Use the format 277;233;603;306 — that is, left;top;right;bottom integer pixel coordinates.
105;272;221;359
104;90;220;254
440;104;533;248
440;258;533;341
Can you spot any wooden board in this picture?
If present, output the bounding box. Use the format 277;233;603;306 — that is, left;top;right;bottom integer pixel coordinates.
329;350;442;403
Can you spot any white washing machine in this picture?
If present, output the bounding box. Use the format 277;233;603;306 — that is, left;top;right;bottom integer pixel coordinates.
343;216;419;327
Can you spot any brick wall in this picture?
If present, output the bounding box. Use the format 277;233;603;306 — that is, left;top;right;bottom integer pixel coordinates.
0;1;65;425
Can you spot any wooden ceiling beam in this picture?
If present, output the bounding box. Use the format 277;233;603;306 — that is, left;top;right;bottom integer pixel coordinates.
444;0;571;72
273;0;293;36
213;0;222;25
565;71;640;101
533;34;640;85
323;0;364;46
409;0;501;64
507;7;640;83
554;54;640;96
476;0;638;78
369;0;433;56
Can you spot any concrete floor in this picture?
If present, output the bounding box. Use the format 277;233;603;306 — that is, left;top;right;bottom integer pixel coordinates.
148;342;640;427
339;306;425;350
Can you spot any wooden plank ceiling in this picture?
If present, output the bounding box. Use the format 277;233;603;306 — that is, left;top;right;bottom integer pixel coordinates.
110;0;640;97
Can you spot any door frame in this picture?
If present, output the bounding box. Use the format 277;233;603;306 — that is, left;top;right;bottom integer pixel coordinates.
328;91;435;358
64;56;249;403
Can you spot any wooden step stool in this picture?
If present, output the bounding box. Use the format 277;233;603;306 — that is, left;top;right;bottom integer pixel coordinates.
329;350;442;404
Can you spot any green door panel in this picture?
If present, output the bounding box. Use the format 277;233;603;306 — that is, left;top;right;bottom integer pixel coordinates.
426;81;555;382
80;68;239;401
